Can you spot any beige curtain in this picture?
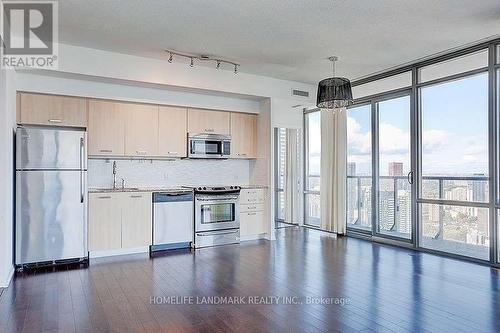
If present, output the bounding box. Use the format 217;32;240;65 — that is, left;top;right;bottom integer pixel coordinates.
320;108;347;234
284;129;299;224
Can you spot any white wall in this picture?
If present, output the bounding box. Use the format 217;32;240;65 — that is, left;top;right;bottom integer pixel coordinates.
0;69;16;287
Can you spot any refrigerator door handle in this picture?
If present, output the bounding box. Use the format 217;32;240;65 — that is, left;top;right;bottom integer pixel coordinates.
80;137;84;203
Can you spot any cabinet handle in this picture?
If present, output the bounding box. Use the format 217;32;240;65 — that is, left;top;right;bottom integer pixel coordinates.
247;212;257;216
97;196;111;199
167;151;178;155
130;195;142;198
99;149;112;153
136;150;147;155
48;119;62;123
238;153;247;156
204;128;215;132
248;206;257;210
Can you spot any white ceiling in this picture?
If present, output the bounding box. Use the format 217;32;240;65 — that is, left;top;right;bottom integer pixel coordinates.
58;0;500;84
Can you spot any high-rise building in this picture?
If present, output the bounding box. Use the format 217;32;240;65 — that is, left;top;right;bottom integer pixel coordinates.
397;190;411;234
388;162;403;176
472;180;487;202
347;162;356;176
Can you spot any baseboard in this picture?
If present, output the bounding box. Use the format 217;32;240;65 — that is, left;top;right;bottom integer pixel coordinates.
89;246;149;259
0;266;14;288
241;233;268;242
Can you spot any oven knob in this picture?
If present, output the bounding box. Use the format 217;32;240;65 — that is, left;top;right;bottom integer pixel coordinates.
230;186;233;189
203;187;207;190
198;187;202;190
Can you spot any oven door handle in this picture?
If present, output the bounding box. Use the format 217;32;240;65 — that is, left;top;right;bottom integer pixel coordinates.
197;230;238;236
196;197;239;202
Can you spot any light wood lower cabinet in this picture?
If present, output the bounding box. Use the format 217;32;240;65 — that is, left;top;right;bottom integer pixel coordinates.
89;193;122;251
88;100;125;156
88;192;152;252
240;211;265;236
121;193;152;248
19;92;87;127
240;189;266;237
158;106;188;157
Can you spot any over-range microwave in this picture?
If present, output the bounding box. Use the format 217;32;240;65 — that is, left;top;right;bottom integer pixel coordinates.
188;133;231;159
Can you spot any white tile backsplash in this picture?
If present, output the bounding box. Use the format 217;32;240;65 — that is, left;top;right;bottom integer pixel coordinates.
88;158;251;188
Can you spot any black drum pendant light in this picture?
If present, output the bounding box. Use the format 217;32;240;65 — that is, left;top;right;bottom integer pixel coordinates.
316;56;353;109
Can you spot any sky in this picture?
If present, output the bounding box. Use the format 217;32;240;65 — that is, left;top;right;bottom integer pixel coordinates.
346;72;489;176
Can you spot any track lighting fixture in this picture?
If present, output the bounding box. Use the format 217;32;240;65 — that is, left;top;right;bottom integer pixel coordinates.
164;50;240;73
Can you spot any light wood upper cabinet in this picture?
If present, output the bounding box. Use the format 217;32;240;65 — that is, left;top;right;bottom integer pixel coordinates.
121;192;152;248
88;192;122;251
123;103;159;156
158;106;187;157
188;108;230;135
231;113;257;158
88;100;125;156
19;92;87;127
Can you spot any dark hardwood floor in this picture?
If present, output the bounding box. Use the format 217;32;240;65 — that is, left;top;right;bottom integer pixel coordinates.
0;227;499;333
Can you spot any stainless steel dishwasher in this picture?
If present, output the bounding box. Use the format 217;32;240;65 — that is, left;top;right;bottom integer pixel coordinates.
151;192;194;252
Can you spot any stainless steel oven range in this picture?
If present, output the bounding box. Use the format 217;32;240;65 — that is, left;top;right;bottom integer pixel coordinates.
184;186;241;248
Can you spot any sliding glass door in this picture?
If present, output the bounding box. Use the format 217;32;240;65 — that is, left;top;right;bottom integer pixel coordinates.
347;94;414;241
375;94;413;240
346;104;372;232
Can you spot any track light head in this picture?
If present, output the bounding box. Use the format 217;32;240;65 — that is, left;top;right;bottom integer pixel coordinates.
216;61;221;69
234;64;238;74
168;52;173;63
190;57;194;67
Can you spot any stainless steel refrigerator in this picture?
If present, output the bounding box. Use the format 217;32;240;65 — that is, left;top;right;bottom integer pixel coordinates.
16;125;88;266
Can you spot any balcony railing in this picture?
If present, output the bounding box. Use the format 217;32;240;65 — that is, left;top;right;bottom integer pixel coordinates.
346;174;489;238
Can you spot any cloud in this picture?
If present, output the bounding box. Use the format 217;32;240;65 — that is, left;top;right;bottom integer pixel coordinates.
347;116;488;175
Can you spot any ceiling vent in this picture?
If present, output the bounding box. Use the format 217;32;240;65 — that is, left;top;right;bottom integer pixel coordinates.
291;89;310;98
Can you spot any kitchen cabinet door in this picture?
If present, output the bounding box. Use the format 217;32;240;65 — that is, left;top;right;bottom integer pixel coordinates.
19;92;87;127
121;192;152;248
88;193;122;251
240;211;265;236
230;113;257;158
158;106;188;157
187;108;230;135
123;103;159;157
88;100;125;156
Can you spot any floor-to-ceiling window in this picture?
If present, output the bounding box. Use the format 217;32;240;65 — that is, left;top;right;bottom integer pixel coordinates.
340;40;499;266
304;110;321;227
346;104;372;231
305;41;499;264
275;128;286;225
419;72;490;260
